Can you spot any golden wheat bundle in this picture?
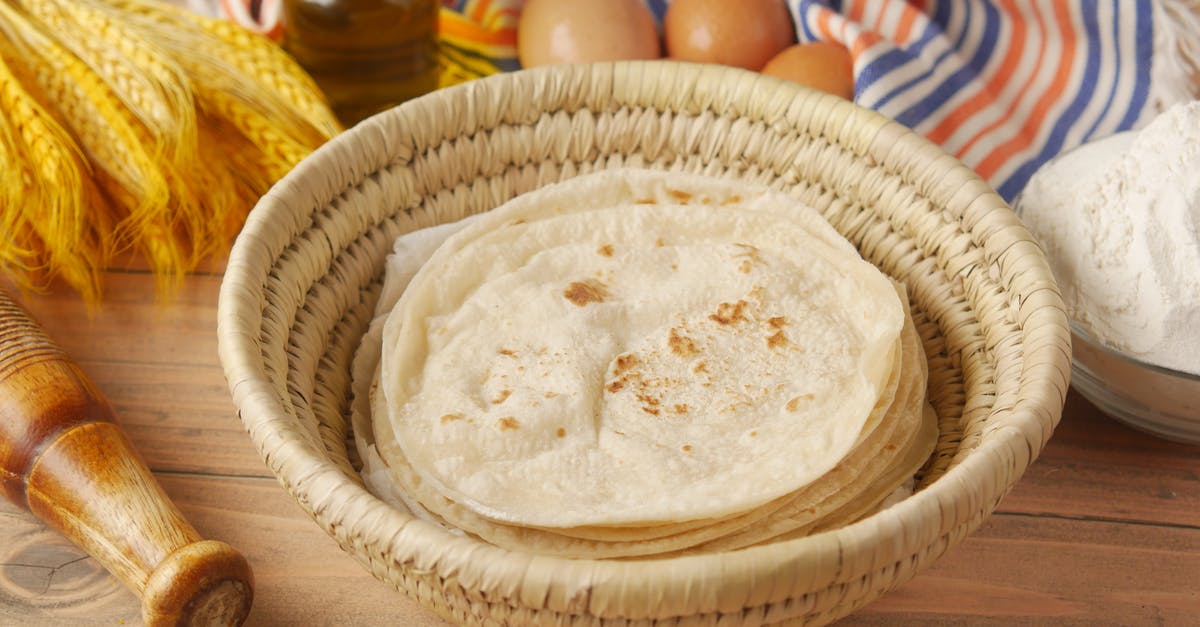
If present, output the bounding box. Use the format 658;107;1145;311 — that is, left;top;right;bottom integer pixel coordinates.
0;0;342;300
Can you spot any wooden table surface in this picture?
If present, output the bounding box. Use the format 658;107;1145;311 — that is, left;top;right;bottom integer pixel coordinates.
1;264;1197;627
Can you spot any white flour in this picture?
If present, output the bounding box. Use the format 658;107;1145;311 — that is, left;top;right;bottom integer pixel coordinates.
1019;101;1200;375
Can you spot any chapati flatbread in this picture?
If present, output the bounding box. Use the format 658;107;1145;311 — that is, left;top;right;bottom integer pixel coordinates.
377;170;906;528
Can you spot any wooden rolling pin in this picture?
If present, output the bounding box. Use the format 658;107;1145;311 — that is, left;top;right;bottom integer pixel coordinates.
0;288;253;626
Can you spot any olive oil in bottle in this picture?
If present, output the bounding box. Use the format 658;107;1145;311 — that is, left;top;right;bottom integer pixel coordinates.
282;0;438;126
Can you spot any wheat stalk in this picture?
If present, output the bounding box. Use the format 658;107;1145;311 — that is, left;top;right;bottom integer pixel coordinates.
0;0;344;301
93;0;337;146
2;2;172;238
0;17;111;301
21;0;198;163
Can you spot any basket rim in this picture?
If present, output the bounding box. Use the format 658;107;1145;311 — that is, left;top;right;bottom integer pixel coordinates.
217;61;1070;618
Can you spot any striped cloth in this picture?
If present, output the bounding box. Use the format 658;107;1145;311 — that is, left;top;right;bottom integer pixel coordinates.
790;0;1171;199
205;0;1197;201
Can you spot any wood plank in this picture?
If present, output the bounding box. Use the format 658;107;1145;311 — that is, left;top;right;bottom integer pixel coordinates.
2;272;224;369
999;390;1200;528
2;275;268;478
0;474;445;627
4;473;1195;625
80;359;264;477
0;507;137;626
853;513;1200;625
162;474;447;627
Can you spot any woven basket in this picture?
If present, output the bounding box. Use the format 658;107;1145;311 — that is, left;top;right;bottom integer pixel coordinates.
217;61;1070;626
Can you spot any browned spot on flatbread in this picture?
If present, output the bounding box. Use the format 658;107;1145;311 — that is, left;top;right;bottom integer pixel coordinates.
785;394;814;412
636;391;663;415
498;348;516;357
722;194;741;205
693;361;709;374
609;353;648;393
668;328;698;357
655;238;665;247
768;316;788;329
564;279;608;306
608;357;674;415
734;244;768;274
884;443;897;451
544;391;559;399
766;330;789;350
440;413;464;424
667;189;692;203
614;353;639;374
556;427;567;438
709;300;749;325
636;198;655;204
672;404;689;415
498;416;520;431
492;390;512;404
597;244;614;257
681;444;693;452
749;430;758;437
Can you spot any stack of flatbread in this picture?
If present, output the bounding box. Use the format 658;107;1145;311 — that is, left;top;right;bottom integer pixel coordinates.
351;169;937;559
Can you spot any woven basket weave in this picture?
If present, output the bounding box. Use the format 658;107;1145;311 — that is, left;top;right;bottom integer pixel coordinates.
217;61;1070;626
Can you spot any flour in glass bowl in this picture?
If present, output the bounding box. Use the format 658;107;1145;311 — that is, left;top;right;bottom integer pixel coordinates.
1018;101;1200;376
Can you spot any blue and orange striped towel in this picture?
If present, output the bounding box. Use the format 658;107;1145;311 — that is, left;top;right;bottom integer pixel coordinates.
199;0;1199;201
788;0;1199;199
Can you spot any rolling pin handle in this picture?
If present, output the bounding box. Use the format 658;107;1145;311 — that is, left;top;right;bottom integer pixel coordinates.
142;540;254;627
0;288;253;626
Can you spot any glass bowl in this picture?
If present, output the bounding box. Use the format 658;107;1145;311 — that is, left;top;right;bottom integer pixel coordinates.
1068;322;1200;444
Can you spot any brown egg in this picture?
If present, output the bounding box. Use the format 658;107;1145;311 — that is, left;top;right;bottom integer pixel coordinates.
761;42;856;100
664;0;795;70
517;0;661;68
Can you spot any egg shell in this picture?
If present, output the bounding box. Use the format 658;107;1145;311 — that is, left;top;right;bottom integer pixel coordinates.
518;0;661;68
664;0;795;70
761;42;856;100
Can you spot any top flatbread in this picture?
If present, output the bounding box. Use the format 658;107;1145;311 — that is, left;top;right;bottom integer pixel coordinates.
379;169;907;528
